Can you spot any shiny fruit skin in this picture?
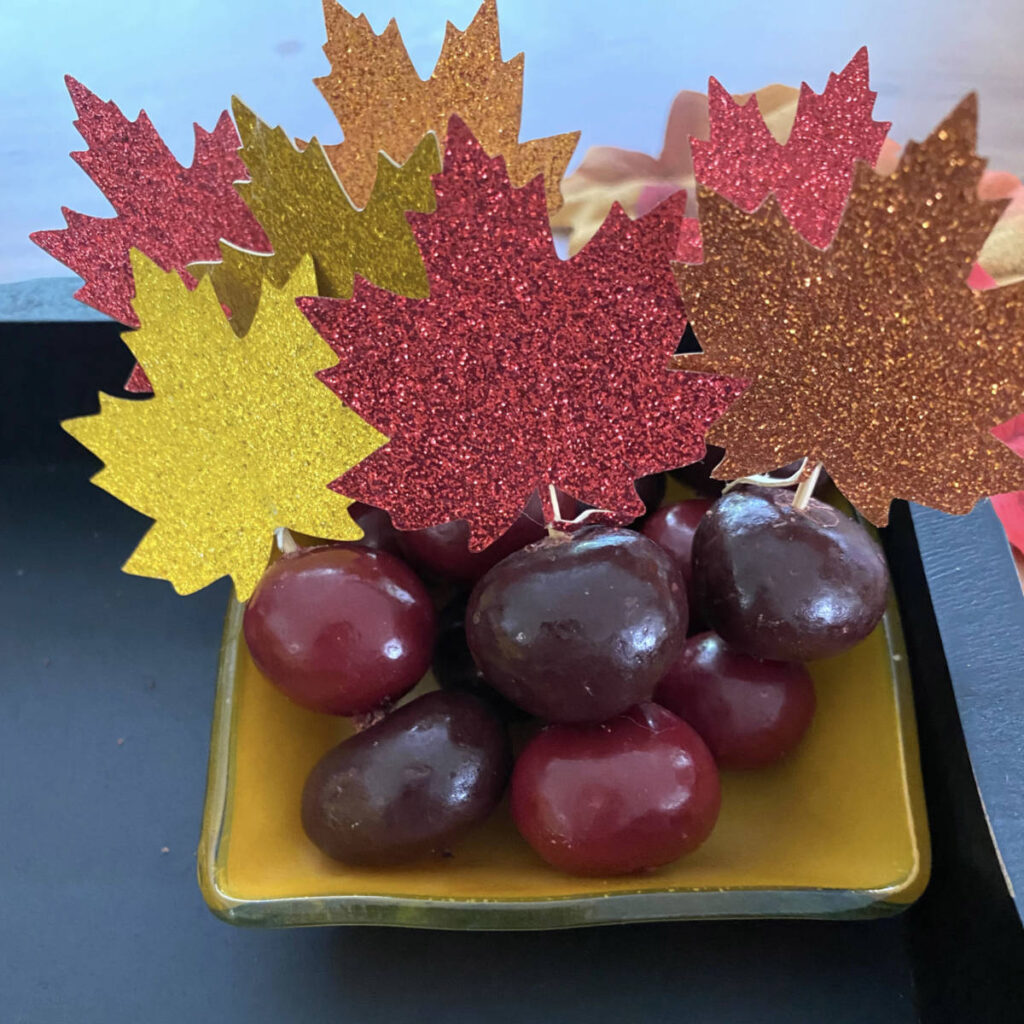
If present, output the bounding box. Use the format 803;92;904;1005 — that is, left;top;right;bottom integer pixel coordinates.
301;691;511;865
692;487;888;661
244;545;436;716
641;498;714;592
656;632;816;768
466;527;688;722
396;489;575;585
511;703;720;875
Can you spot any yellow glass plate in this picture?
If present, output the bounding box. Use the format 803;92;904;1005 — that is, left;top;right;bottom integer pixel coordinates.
199;501;929;929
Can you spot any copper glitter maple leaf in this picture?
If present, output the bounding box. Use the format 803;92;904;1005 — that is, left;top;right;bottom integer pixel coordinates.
314;0;578;213
299;117;745;550
31;77;269;390
194;99;438;336
691;48;890;248
675;96;1024;525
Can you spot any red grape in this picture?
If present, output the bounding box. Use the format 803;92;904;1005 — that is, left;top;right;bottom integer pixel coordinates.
243;545;435;715
511;703;720;875
655;632;816;768
302;691;511;865
641;498;714;608
466;527;687;722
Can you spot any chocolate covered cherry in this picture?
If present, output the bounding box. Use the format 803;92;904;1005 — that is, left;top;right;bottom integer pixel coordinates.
692;487;888;661
511;703;720;875
466;526;687;722
302;691;510;865
244;545;435;715
655;632;816;768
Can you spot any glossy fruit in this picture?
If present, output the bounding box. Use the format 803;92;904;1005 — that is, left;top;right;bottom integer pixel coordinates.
244;545;436;715
466;527;687;722
433;594;527;720
692;487;888;661
656;632;816;768
348;501;402;556
641;498;714;594
511;703;720;875
396;489;575;584
302;691;511;865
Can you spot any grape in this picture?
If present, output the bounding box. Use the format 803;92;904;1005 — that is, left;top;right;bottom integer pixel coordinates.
655;632;816;768
511;702;720;875
243;545;435;715
466;527;687;722
302;691;511;865
692;486;888;661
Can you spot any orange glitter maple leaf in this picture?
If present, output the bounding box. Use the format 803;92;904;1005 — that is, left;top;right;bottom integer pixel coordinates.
675;96;1024;525
314;0;578;213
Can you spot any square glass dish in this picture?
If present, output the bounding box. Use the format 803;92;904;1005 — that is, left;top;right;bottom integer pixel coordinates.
198;493;929;930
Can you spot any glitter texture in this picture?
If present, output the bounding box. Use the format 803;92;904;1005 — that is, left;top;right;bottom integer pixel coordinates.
300;116;746;550
194;99;438;335
675;95;1024;526
62;253;384;600
691;48;890;249
30;76;269;390
313;0;578;213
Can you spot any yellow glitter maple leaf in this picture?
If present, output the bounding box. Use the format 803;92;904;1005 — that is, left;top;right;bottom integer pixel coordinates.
63;251;385;599
195;98;438;335
314;0;578;213
674;96;1024;525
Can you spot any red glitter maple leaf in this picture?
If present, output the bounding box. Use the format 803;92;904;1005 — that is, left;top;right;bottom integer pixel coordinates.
31;77;269;390
299;116;746;550
690;47;890;248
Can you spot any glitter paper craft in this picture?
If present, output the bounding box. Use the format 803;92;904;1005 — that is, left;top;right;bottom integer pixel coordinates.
300;116;746;550
63;252;384;600
314;0;578;214
552;84;801;255
31;76;269;391
195;99;438;336
675;96;1024;526
691;48;890;249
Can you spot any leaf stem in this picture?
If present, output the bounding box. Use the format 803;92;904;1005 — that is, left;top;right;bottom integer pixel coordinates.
275;526;299;554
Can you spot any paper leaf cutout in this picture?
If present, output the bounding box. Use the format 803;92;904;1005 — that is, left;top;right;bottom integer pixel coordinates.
195;99;438;335
314;0;578;213
691;48;890;248
63;252;384;600
299;117;746;550
675;96;1024;526
30;76;268;334
552;84;801;255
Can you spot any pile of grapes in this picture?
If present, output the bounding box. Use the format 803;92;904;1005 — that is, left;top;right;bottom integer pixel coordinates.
243;467;888;877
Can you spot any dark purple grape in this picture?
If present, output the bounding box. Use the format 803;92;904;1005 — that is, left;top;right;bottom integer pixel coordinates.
692;486;888;661
301;691;511;865
433;594;527;721
466;526;688;722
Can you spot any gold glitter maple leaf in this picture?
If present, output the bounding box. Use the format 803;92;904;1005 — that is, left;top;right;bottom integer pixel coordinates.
674;95;1024;525
314;0;578;213
63;252;384;599
194;98;438;335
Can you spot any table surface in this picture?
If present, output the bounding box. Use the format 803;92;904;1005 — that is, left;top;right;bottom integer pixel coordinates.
3;1;1024;1021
